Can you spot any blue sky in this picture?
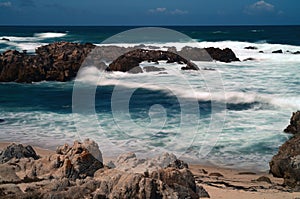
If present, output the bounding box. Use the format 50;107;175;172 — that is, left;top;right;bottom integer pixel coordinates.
0;0;299;25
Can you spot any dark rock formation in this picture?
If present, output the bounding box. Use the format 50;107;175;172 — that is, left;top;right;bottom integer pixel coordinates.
0;119;4;123
0;42;95;83
0;143;39;163
270;111;300;189
243;58;256;61
0;140;207;198
284;111;300;134
107;49;199;72
272;50;283;54
293;51;300;55
204;47;240;63
244;46;258;50
259;51;264;53
1;38;9;41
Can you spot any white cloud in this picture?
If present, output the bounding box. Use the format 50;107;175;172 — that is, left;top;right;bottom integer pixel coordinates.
245;1;275;15
0;1;12;7
170;9;188;15
149;7;167;13
149;8;188;15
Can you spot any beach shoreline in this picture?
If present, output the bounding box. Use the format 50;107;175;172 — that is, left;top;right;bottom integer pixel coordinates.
1;141;298;198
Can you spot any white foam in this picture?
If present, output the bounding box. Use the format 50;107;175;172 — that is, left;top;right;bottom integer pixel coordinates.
34;32;67;38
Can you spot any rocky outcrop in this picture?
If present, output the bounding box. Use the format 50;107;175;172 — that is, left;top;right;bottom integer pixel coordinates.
107;49;199;72
244;46;258;50
204;47;240;63
0;42;95;82
0;42;240;81
284;111;300;134
0;143;39;163
270;111;300;190
0;140;208;198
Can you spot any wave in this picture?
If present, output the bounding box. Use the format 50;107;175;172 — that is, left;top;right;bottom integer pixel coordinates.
34;32;67;39
76;66;300;111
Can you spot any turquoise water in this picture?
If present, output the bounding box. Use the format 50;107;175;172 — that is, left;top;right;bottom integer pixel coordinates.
0;26;299;171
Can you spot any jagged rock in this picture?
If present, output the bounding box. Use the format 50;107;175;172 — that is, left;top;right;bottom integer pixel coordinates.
244;46;258;50
272;49;283;54
83;138;103;163
284;111;300;134
0;42;95;82
270;111;300;189
204;47;240;63
0;141;207;199
0;143;39;163
108;49;199;72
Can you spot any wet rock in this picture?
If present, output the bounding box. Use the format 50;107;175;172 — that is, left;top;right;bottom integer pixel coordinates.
284;111;300;134
243;57;256;61
128;66;143;74
0;119;5;123
244;46;258;50
0;42;95;82
204;47;240;63
0;143;39;163
1;38;9;41
293;51;300;55
259;51;264;53
108;49;199;72
272;49;283;54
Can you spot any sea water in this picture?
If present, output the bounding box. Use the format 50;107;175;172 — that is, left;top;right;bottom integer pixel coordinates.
0;26;299;171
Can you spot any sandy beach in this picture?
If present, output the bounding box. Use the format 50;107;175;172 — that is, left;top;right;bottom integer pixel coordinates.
1;142;298;198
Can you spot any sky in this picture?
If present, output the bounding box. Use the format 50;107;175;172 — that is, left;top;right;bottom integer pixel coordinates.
0;0;299;25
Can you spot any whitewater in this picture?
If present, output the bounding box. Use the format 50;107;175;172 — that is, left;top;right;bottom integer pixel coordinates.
0;26;299;171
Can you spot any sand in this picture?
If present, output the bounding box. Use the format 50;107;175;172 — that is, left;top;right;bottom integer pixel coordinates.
0;142;299;199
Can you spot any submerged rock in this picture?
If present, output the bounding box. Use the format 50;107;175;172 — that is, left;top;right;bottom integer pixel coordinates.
244;46;258;50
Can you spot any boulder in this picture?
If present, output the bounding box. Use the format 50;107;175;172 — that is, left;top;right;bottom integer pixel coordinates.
284;111;300;134
272;50;283;54
1;38;10;41
204;47;240;63
243;58;256;61
0;143;39;163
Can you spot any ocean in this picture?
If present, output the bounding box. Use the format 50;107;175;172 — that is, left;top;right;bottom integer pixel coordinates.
0;26;299;171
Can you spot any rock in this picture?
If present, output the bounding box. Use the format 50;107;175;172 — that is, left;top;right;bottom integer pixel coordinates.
143;66;165;72
204;47;240;63
0;119;5;123
208;172;224;178
256;176;272;184
270;135;300;189
284;111;300;134
243;57;256;61
0;140;208;199
293;51;300;55
244;46;258;50
202;67;216;71
108;49;199;72
0;143;39;163
83;138;103;163
272;50;283;54
259;51;264;53
0;42;95;82
128;66;143;74
1;38;9;41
